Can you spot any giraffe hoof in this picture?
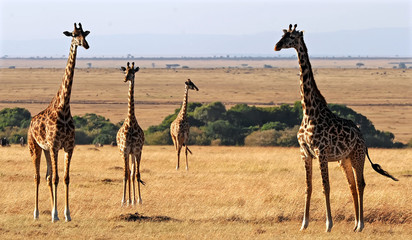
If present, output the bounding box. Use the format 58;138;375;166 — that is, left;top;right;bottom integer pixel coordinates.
51;216;60;223
138;198;142;204
34;209;39;220
65;216;72;222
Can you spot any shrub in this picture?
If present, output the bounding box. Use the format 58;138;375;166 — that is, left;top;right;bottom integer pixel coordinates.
0;108;31;130
145;129;172;145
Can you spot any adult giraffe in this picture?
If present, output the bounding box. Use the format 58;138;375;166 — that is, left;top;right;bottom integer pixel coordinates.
274;24;397;232
28;23;89;222
116;62;145;206
170;79;199;170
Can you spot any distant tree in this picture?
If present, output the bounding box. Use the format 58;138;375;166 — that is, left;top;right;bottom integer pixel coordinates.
356;62;365;68
399;63;407;69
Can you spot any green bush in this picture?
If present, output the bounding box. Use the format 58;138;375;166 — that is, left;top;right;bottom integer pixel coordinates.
193;102;226;123
0;108;31;130
145;129;172;145
244;126;299;147
261;121;288;131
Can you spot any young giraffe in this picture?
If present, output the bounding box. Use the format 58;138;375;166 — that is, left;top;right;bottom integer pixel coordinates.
274;24;398;232
116;62;145;206
170;79;199;170
28;23;90;222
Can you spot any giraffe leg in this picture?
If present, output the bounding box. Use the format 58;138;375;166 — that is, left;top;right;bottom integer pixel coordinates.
184;145;189;171
29;134;42;220
63;149;73;222
176;143;182;170
300;150;312;231
130;155;136;205
351;147;366;232
319;156;333;232
121;153;130;206
43;150;54;213
136;151;143;204
339;158;359;231
50;149;60;222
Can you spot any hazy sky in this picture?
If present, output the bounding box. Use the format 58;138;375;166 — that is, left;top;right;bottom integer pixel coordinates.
0;0;411;56
1;0;410;38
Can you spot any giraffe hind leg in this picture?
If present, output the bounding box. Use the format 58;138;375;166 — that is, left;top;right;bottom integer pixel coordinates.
339;158;359;231
135;151;143;204
351;147;366;232
63;149;73;222
43;150;54;213
50;149;60;222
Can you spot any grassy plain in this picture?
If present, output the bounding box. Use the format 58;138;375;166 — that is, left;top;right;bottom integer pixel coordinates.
0;60;411;143
0;145;410;239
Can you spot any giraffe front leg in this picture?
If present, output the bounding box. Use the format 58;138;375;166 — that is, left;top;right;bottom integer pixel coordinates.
176;144;182;170
300;150;312;231
63;149;73;222
121;153;130;206
319;157;333;232
50;149;60;222
130;157;137;205
29;137;42;220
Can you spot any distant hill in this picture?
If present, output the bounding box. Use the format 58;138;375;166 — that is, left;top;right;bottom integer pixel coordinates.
1;27;410;58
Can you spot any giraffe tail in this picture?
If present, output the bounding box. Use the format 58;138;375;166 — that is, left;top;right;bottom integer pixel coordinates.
183;144;193;154
139;179;146;186
365;147;398;181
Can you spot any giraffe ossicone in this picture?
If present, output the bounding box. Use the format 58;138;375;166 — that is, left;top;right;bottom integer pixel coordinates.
170;79;199;170
274;24;397;232
28;23;90;222
116;62;145;206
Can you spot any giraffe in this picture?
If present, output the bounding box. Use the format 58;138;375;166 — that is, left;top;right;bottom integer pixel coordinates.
116;62;145;206
170;79;199;170
274;24;398;232
28;23;90;222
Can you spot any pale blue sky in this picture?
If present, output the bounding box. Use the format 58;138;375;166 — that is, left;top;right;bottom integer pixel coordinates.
1;0;410;39
0;0;411;57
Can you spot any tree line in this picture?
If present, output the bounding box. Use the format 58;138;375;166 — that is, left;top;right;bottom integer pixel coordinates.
0;104;408;148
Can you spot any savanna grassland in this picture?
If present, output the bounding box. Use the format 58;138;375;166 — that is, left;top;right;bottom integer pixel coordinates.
0;145;411;239
0;59;411;143
0;59;411;239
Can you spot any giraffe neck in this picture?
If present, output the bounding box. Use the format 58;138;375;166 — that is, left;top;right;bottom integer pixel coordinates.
127;79;136;120
296;38;327;116
52;39;78;110
178;86;189;120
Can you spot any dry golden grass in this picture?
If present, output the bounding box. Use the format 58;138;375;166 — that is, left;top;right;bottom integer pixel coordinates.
0;64;411;143
0;145;410;239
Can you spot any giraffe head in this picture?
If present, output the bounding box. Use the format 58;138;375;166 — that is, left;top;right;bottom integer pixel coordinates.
120;62;140;82
185;79;199;91
274;24;303;51
63;23;90;49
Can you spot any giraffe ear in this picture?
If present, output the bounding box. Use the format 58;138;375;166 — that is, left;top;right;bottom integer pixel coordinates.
63;31;72;37
283;29;287;34
135;67;140;72
120;67;126;71
300;31;304;36
83;31;90;37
